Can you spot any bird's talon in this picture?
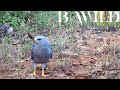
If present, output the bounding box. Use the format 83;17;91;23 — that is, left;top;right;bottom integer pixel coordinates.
33;73;36;76
42;74;48;77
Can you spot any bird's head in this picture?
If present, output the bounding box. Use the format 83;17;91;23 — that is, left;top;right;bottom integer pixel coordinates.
34;36;50;44
34;36;46;43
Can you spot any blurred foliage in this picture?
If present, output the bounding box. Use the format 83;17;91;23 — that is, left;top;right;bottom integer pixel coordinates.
0;11;120;54
2;36;11;44
20;42;32;58
0;11;120;32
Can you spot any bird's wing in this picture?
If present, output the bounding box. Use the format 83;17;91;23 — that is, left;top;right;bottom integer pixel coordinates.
49;45;53;58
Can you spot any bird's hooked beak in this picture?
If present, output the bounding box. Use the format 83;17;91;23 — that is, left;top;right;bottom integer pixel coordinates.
34;38;39;43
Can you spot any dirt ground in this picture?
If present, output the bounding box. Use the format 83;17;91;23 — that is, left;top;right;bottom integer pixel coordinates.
0;51;120;79
0;56;96;79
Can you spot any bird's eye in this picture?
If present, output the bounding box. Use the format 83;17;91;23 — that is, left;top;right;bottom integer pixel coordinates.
37;38;41;40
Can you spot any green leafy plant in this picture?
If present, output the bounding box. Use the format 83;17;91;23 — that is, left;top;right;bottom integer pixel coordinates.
3;36;11;44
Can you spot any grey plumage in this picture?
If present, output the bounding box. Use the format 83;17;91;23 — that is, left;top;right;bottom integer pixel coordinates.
31;35;53;76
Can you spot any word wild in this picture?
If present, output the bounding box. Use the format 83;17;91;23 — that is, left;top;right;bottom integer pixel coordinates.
58;11;120;25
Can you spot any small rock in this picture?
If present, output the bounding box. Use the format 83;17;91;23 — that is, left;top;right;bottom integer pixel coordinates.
57;73;66;77
58;51;79;58
81;41;88;46
98;76;107;79
79;46;88;50
91;30;102;34
81;60;89;65
92;68;103;72
82;36;87;40
96;38;104;43
65;45;70;49
75;70;91;79
95;61;105;67
0;24;13;36
115;45;120;54
12;39;20;45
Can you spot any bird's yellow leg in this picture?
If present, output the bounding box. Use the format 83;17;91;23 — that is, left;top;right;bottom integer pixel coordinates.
41;68;48;77
33;69;36;76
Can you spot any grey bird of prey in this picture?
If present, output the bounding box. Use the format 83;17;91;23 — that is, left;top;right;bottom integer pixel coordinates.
31;35;53;77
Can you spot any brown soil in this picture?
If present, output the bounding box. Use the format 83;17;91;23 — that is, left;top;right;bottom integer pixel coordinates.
0;54;119;79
